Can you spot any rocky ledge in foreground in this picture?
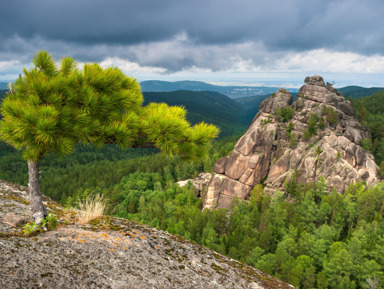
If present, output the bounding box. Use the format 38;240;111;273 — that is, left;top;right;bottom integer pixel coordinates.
0;180;294;289
204;75;381;210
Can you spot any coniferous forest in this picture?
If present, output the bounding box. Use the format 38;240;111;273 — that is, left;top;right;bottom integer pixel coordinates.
1;87;384;288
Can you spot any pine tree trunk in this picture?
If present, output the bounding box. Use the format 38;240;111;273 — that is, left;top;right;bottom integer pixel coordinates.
28;159;46;224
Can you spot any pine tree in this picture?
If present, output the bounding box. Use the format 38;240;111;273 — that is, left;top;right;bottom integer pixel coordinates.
0;51;219;224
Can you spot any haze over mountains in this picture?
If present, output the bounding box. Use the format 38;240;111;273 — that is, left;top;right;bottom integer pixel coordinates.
140;81;384;135
140;80;297;98
1;80;384;138
1;80;383;99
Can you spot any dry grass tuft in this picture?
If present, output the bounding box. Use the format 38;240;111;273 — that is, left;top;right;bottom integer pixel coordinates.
77;194;106;225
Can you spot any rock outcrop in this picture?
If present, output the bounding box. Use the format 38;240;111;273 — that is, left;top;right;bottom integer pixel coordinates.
0;180;294;289
177;172;212;197
204;76;381;210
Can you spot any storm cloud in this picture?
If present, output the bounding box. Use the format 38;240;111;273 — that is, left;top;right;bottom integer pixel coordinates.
1;0;384;83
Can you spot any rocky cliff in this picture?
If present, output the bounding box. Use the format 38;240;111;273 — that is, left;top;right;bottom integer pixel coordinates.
204;76;381;210
0;180;293;289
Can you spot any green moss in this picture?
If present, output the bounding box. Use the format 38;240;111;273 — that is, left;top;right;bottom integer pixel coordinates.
1;195;29;205
169;234;188;243
88;216;124;231
44;202;63;213
0;231;25;238
210;262;227;275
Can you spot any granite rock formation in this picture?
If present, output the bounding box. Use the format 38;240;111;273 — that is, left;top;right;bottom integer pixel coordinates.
204;76;381;210
177;172;212;197
0;180;294;289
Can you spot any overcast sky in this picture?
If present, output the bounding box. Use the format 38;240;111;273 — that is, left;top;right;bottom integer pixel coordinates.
1;0;384;87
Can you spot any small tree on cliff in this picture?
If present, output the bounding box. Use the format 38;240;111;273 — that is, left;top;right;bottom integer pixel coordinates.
0;51;219;224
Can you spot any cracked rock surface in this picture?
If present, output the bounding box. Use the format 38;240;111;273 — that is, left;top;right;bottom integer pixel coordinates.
0;180;294;289
204;76;381;210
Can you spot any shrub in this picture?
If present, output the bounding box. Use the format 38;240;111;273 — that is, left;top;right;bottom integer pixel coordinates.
319;117;326;129
307;112;319;135
274;109;284;122
290;133;298;148
326;107;338;125
261;115;272;125
303;130;311;140
379;161;384;178
286;122;294;135
303;113;319;140
284;169;298;197
250;184;264;202
22;214;58;234
282;107;294;122
321;104;328;116
316;145;323;155
360;138;372;151
275;107;294;123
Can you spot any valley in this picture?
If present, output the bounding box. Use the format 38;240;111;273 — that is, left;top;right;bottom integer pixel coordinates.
1;78;384;288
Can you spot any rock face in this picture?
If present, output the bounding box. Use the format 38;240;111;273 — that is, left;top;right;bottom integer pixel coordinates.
204;76;381;210
177;172;212;197
0;180;294;289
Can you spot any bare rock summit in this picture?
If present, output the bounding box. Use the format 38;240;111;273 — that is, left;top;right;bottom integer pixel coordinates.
204;76;381;210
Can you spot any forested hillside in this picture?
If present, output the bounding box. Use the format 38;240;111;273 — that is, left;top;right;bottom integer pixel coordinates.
0;128;239;206
235;93;297;123
143;90;248;137
112;174;384;289
351;91;384;174
339;86;384;99
234;94;270;123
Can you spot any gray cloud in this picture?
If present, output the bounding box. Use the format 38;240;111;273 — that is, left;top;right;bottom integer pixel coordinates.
1;0;384;76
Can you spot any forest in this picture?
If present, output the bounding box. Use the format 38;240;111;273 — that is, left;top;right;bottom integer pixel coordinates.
351;91;384;175
0;87;384;288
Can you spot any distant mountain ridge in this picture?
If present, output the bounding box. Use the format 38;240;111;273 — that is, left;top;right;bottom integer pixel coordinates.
338;85;384;99
140;80;298;99
2;80;383;99
3;79;383;99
